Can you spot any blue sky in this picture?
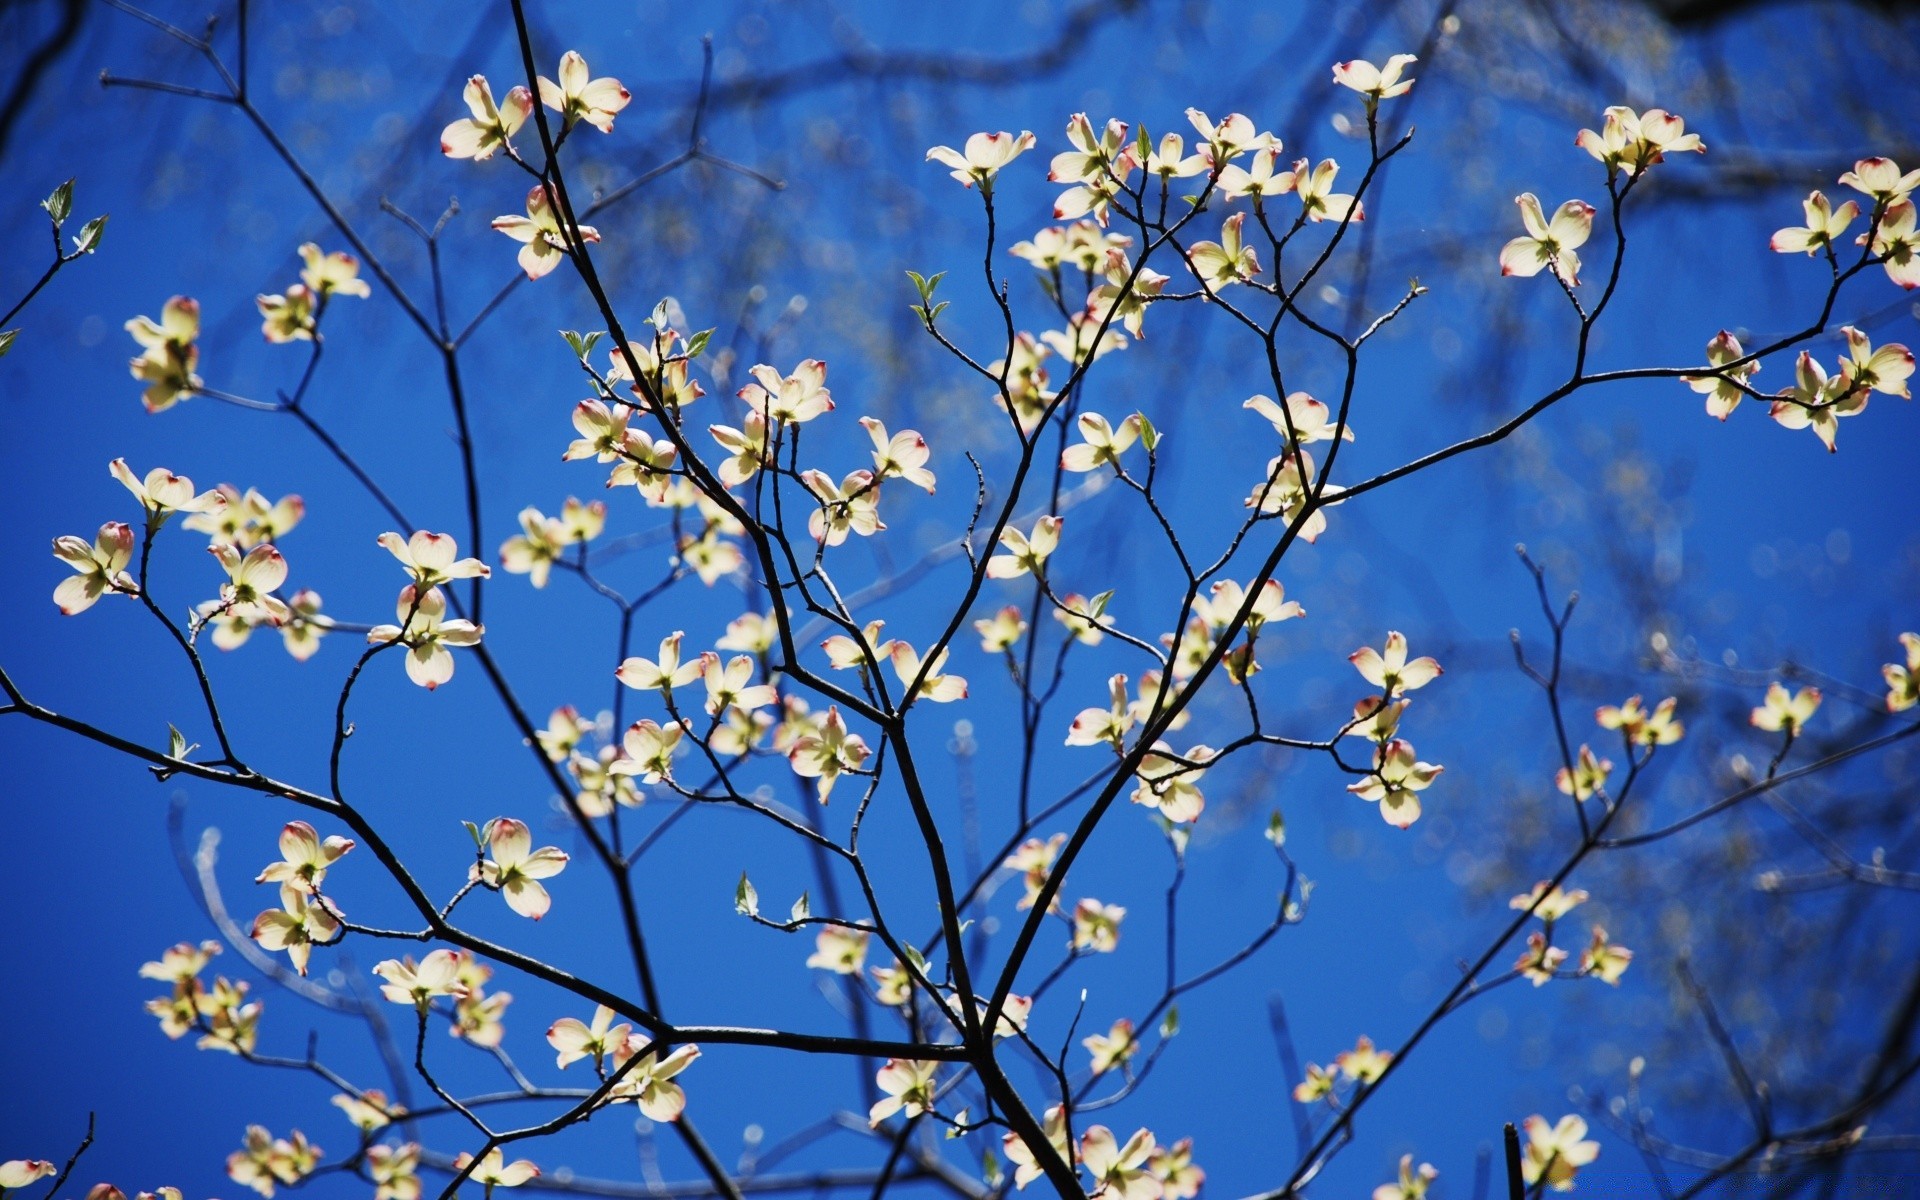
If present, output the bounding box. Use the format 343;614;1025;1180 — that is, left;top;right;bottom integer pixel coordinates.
2;1;1918;1197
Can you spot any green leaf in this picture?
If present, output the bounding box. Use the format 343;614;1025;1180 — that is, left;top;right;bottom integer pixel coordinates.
735;871;760;917
462;820;484;847
903;943;929;974
1088;589;1115;619
167;723;187;759
685;328;714;359
1265;809;1286;846
905;269;928;299
1137;412;1160;452
72;214;107;255
928;300;950;323
43;179;74;226
1135;127;1152;164
1160;1005;1180;1038
790;891;810;923
982;1149;1003;1188
0;330;16;359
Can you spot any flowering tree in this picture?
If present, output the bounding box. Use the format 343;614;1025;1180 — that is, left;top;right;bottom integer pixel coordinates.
3;3;1919;1200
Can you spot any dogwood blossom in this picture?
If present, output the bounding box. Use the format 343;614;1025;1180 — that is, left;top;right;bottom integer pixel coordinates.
452;1149;538;1189
606;1036;701;1120
249;885;340;976
110;459;224;525
702;655;778;717
1336;1035;1393;1083
1517;931;1569;985
373;950;469;1007
537;51;630;132
1351;632;1442;693
1510;882;1588;922
788;706;870;801
367;585;482;689
52;522;136;614
1283;158;1362;223
1004;834;1065;911
1067;673;1134;748
1499;194;1595;285
858;417;937;492
0;1162;56;1189
1081;1126;1159;1200
804;470;885;545
868;1059;939;1126
1215;146;1285;202
126;296;202;412
1197;578;1303;633
498;507;570;587
987;516;1062;579
1885;633;1920;712
1084;1018;1138;1075
1373;1155;1437;1200
547;1004;632;1070
616;632;706;693
1186;109;1268;162
1751;682;1821;734
1333;54;1418;101
1770;349;1865;451
1839;326;1914;398
1581;926;1633;984
1150;1140;1205;1200
1189;212;1260;288
1244;448;1329;542
607;718;685;785
366;1143;420;1200
450;959;511;1048
210;542;293;626
1003;1106;1073;1190
1245;391;1351;445
472;817;569;919
298;243;369;298
1575;106;1703;175
806;925;871;974
1292;1062;1337;1102
975;605;1029;652
1055;593;1115;644
1072;898;1125;953
887;642;968;703
1052;115;1134;224
1131;744;1214;823
183;485;304;548
439;75;531;160
256;821;353;895
493;185;600;281
1145;132;1208;180
227;1126;320;1197
1771;190;1858;255
1682;331;1759;419
871;962;913;1006
1867;200;1920;289
1348;739;1442;827
739;359;833;424
378;531;490;587
331;1090;402;1133
1520;1114;1600;1191
926;130;1036;190
1596;695;1684;746
1087;249;1169;338
1554;745;1613;800
256;284;315;343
